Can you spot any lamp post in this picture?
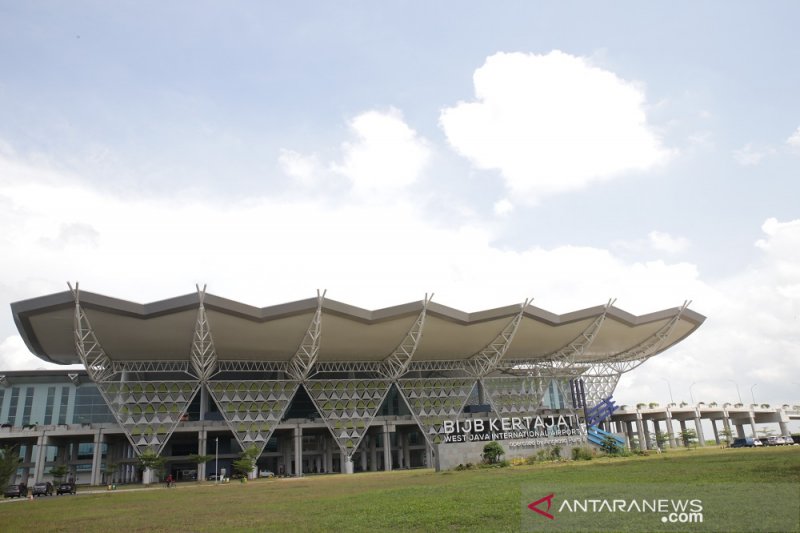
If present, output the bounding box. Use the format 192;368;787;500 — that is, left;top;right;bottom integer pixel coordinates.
727;379;742;404
750;384;758;405
689;382;697;405
660;377;674;405
215;437;219;485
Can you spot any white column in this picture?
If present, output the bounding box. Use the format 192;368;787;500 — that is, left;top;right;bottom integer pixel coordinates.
197;428;207;481
382;424;393;471
402;432;411;469
33;434;49;482
694;413;706;447
369;433;377;471
90;430;103;486
293;426;303;477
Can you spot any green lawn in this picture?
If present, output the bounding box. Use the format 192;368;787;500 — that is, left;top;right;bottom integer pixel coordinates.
2;447;798;532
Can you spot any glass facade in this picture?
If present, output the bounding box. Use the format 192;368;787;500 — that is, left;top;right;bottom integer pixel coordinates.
21;387;35;425
58;386;69;425
73;386;115;424
44;386;56;425
7;386;20;426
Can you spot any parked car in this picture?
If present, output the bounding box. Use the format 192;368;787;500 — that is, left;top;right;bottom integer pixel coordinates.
259;470;275;478
32;482;54;496
731;438;761;448
206;473;221;481
56;482;76;495
4;484;28;498
783;435;799;445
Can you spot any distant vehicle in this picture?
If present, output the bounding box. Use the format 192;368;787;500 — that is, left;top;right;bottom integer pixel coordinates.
4;484;28;498
56;482;77;495
32;482;53;496
731;438;761;448
783;435;799;445
259;470;275;478
206;473;221;481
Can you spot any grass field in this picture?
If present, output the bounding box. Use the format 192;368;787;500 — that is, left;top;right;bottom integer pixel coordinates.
2;447;798;532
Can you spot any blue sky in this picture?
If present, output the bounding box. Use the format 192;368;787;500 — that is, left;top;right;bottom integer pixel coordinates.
1;2;799;416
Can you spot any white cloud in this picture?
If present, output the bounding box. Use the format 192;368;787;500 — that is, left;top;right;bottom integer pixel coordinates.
331;108;431;194
493;198;514;216
615;217;800;408
732;143;776;166
0;335;81;371
787;126;800;149
278;149;322;187
648;231;689;254
439;51;673;202
0;142;798;410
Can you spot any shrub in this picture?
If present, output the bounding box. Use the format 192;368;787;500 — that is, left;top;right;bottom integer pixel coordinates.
482;441;505;464
571;446;593;461
525;456;536;465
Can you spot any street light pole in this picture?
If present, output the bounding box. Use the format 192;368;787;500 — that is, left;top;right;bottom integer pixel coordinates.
215;437;219;485
660;377;674;405
689;382;697;405
750;384;758;405
727;379;742;404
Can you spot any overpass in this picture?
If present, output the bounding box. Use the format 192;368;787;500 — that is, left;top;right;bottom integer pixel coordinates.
606;402;800;449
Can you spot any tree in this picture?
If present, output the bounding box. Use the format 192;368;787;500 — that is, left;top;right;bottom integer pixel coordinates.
49;464;69;483
482;441;505;464
232;446;261;479
0;445;22;486
679;428;697;448
719;427;734;447
137;449;165;482
654;432;670;450
103;462;118;484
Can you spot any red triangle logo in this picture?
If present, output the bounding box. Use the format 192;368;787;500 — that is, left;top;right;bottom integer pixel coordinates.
528;493;555;520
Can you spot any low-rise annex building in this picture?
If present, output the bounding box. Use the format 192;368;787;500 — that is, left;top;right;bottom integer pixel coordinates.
1;286;704;484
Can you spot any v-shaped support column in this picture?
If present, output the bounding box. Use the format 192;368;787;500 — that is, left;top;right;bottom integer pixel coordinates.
304;379;392;459
397;378;477;446
69;282;201;457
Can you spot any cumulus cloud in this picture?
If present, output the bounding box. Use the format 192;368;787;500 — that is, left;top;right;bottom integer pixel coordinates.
439;51;673;202
732;143;776;166
648;231;689;254
787;126;800;149
331;108;431;194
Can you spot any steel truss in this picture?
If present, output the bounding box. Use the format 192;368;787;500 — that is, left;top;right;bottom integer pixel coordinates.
216;360;289;373
466;299;529;377
535;300;613;421
190;284;217;381
381;294;431;379
68;282;115;383
287;290;325;381
68;282;201;457
111;361;191;374
580;374;621;407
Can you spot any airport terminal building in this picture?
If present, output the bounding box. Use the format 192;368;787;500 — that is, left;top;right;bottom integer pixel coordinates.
1;287;704;485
